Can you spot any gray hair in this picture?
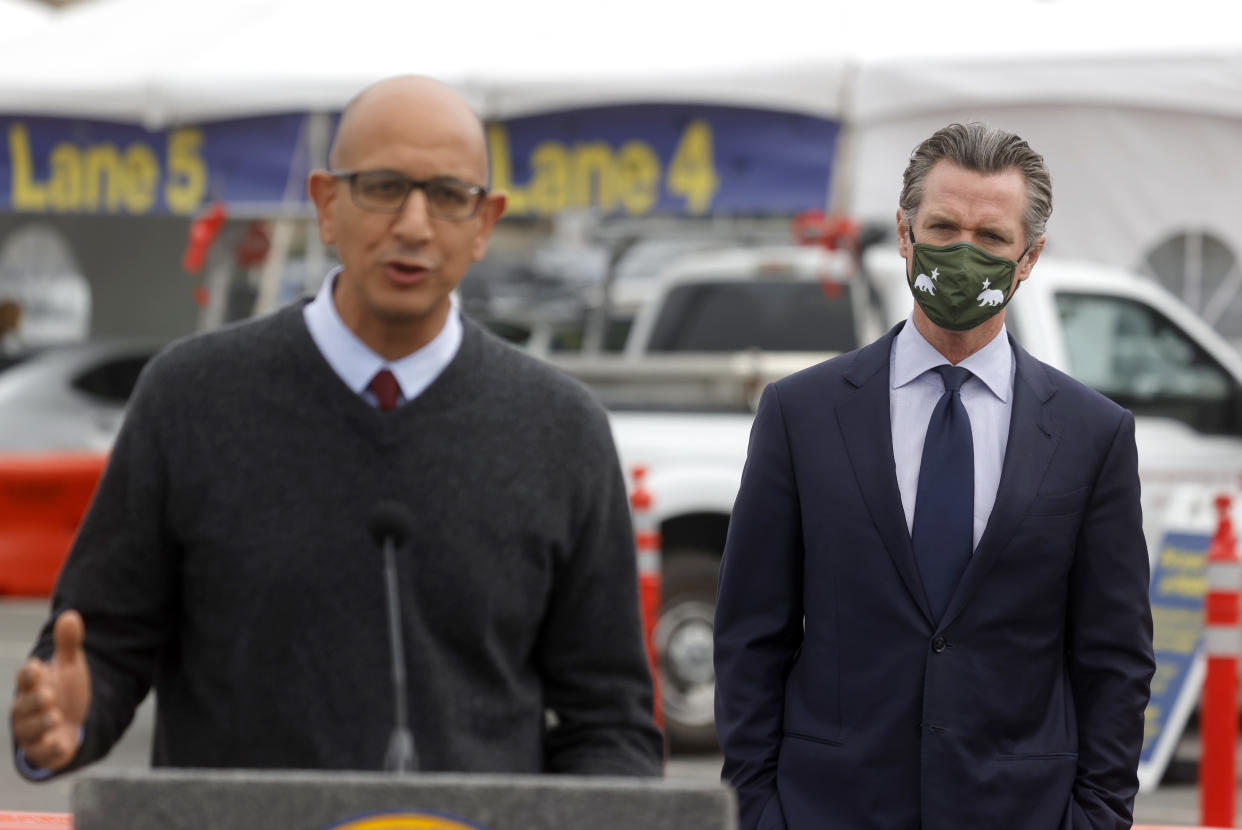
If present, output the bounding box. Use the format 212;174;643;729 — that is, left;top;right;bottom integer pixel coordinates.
899;122;1053;248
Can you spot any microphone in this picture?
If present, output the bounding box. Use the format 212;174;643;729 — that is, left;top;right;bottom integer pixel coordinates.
368;501;418;773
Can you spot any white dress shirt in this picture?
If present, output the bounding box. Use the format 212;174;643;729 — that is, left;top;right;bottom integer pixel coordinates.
302;267;461;407
890;316;1016;550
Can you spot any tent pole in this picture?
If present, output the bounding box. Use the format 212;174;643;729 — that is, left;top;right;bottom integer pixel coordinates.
825;61;858;216
251;111;331;316
304;111;332;292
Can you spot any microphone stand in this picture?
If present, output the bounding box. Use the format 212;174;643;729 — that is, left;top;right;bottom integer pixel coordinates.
382;530;417;773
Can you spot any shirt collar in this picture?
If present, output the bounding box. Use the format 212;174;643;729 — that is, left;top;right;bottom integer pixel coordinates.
891;314;1013;403
303;266;462;398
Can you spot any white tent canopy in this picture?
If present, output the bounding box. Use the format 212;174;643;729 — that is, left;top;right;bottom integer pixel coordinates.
0;0;856;126
0;0;1238;126
0;0;52;48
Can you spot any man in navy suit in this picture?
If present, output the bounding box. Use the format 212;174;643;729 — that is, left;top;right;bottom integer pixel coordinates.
714;123;1155;830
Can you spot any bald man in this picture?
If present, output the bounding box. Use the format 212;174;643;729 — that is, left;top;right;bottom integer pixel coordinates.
11;76;662;778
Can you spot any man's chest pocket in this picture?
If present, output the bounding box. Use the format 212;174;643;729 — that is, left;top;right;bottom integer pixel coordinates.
1025;486;1089;517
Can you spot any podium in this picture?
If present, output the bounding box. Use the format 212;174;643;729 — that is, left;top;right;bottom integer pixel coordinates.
71;769;737;830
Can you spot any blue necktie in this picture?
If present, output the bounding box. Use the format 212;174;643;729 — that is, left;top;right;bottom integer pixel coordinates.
911;365;974;623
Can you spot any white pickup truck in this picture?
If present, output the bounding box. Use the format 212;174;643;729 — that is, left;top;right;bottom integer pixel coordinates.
548;242;1242;751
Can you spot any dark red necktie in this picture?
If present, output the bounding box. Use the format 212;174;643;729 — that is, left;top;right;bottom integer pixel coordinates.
368;369;400;412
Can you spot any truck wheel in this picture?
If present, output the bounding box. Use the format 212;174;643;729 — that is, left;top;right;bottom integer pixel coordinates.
655;549;720;754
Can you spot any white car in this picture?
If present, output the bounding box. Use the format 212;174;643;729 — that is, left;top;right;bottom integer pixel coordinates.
0;339;163;453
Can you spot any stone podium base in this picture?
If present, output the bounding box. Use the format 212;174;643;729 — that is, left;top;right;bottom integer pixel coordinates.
72;769;737;830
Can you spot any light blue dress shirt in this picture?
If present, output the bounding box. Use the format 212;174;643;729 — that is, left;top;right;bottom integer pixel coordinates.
890;316;1016;550
303;266;462;406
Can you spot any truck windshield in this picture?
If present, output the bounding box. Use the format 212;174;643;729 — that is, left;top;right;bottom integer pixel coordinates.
646;281;858;353
1056;291;1242;436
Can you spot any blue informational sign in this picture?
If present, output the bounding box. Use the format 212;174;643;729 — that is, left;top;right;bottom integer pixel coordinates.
1;104;839;218
0;113;307;215
488;104;838;218
1140;530;1211;775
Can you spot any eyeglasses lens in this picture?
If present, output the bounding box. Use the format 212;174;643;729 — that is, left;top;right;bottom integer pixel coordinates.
350;172;479;220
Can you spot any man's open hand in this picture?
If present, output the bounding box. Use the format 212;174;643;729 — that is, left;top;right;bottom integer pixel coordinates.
10;610;91;772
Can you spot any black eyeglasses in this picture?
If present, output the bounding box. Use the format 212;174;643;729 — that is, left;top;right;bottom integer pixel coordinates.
330;169;488;221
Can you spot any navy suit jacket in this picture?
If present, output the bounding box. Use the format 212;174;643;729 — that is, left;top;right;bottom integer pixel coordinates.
714;324;1155;830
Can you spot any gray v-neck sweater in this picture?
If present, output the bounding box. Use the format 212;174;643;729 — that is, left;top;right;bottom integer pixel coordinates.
37;302;662;776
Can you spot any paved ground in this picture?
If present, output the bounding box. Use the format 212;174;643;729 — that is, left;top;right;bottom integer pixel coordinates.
0;598;1232;826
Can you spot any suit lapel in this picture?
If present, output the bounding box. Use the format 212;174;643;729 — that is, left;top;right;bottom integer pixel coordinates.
939;338;1062;629
837;323;935;625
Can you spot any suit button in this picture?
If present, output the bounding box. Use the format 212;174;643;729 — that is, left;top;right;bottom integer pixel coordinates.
931;636;947;653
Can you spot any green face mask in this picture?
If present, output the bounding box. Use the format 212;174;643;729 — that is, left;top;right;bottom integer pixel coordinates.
907;232;1030;332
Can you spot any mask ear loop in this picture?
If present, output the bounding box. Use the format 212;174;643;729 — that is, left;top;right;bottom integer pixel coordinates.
905;226;919;285
1009;240;1035;295
1001;241;1035;306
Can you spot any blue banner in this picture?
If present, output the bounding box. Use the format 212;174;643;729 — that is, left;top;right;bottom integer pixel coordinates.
1141;530;1210;765
488;104;838;218
0;113;306;215
2;105;838;218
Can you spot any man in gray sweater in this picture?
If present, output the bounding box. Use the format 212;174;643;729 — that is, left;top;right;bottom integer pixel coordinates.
11;76;662;778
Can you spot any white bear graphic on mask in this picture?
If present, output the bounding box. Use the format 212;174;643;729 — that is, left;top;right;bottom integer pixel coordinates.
914;268;938;295
977;279;1005;307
